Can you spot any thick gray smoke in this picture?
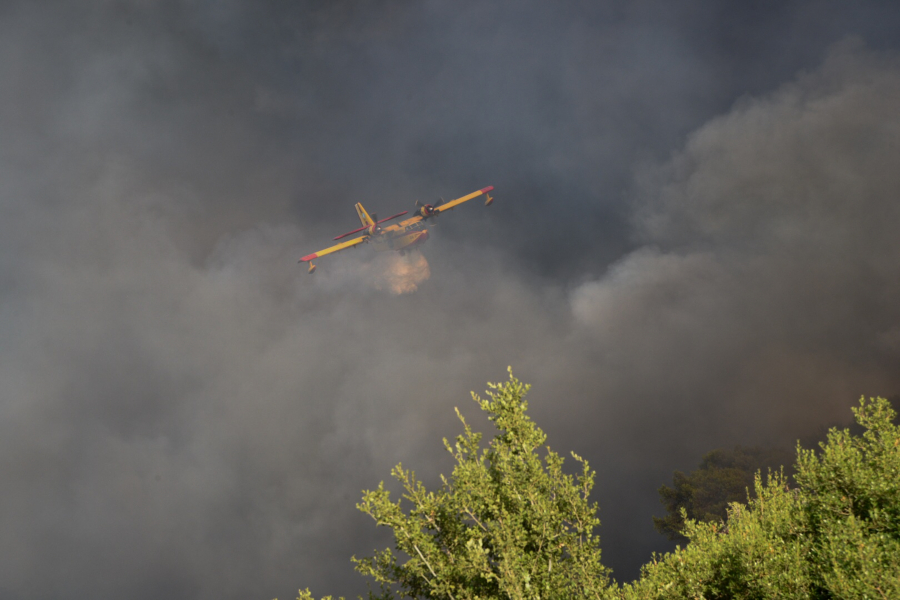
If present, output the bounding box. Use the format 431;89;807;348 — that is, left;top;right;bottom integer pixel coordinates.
575;39;900;443
3;2;900;600
563;41;900;566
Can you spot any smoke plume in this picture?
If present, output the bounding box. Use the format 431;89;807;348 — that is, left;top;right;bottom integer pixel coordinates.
4;3;900;600
566;40;900;452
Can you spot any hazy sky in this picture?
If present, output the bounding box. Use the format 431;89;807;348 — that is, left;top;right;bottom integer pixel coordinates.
3;2;900;599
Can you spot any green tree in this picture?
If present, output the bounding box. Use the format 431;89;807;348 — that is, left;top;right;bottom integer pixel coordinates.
619;396;900;600
794;396;900;598
290;382;900;600
653;446;794;541
297;369;610;600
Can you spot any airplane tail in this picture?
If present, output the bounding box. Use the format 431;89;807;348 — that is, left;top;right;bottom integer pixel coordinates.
355;203;375;228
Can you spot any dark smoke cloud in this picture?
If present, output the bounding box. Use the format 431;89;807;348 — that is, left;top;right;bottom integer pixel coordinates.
3;2;900;599
574;39;900;439
565;39;900;570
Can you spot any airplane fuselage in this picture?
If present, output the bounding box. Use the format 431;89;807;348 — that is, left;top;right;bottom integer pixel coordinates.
371;226;429;252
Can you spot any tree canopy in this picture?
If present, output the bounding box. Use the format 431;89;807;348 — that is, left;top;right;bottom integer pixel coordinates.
622;396;900;600
292;374;900;600
298;369;610;600
653;445;795;541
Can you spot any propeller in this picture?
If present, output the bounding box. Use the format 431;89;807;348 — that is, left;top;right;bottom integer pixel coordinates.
413;198;445;219
414;199;435;218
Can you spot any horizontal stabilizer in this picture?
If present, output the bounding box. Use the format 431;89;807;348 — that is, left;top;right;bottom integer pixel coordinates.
333;211;408;240
333;225;367;241
376;211;408;224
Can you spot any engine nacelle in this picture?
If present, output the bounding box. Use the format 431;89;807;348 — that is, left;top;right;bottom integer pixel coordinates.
415;199;441;219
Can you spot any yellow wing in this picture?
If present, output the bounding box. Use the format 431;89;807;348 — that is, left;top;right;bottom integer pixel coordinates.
434;186;494;213
386;186;495;230
299;236;367;263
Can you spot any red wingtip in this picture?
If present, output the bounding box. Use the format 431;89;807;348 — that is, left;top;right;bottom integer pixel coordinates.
300;253;317;262
480;185;494;193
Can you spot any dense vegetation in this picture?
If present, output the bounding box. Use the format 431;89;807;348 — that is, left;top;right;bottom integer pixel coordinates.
294;371;900;599
653;445;794;542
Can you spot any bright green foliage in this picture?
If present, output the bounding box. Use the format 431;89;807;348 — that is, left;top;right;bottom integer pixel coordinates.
618;397;900;600
354;369;610;600
654;446;794;541
622;471;810;599
300;369;610;600
290;388;900;600
794;397;900;598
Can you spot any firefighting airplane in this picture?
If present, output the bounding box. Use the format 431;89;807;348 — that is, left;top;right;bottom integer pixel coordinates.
299;186;494;273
